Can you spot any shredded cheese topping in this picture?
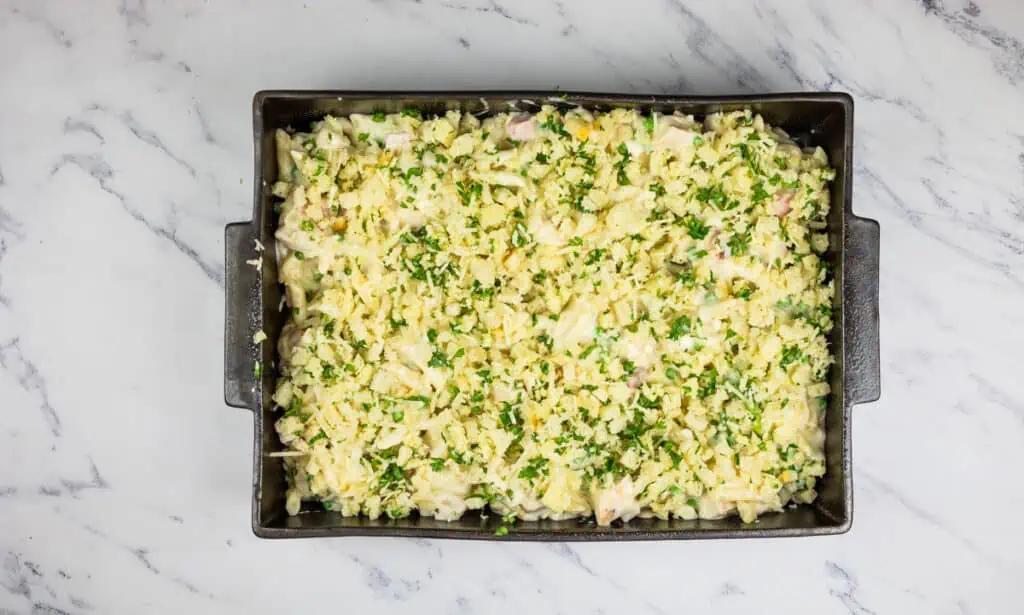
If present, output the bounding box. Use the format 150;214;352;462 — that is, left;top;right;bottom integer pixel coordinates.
272;106;835;526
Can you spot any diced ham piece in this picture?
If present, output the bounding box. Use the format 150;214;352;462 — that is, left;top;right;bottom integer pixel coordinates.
384;132;412;150
506;114;537;141
706;228;722;254
774;190;794;217
627;367;648;389
705;229;726;260
591;478;642;526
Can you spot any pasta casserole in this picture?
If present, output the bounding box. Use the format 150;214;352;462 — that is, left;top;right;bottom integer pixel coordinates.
269;105;835;528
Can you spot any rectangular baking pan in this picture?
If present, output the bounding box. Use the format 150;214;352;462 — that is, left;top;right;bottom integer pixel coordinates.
225;91;880;540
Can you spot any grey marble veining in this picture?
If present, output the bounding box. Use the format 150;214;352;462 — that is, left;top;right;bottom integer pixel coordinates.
1;0;1022;613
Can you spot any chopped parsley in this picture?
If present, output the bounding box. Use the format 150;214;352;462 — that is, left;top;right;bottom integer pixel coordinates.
728;230;751;256
780;345;804;367
752;182;770;203
637;393;661;409
682;215;709;240
518;456;549;482
510;222;531;248
695;184;728;209
615;143;632;185
563;179;595;213
668;315;691;340
428;350;452;369
378;463;406;489
697;367;718;399
539;116;571;138
456;180;483;206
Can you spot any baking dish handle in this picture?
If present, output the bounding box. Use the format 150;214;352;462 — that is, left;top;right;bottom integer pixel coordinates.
845;215;881;405
224;221;259;410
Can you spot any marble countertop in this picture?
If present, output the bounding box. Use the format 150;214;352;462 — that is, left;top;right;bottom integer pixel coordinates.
2;0;1023;613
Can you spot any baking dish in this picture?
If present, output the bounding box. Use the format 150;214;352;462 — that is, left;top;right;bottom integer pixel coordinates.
225;90;880;540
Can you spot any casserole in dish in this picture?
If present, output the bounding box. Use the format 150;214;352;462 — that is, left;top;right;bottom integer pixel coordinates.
225;91;879;540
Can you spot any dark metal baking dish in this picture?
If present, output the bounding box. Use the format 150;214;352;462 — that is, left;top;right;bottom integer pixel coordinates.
225;91;880;540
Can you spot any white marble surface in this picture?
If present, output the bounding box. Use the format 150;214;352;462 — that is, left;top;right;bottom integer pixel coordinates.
2;0;1023;612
